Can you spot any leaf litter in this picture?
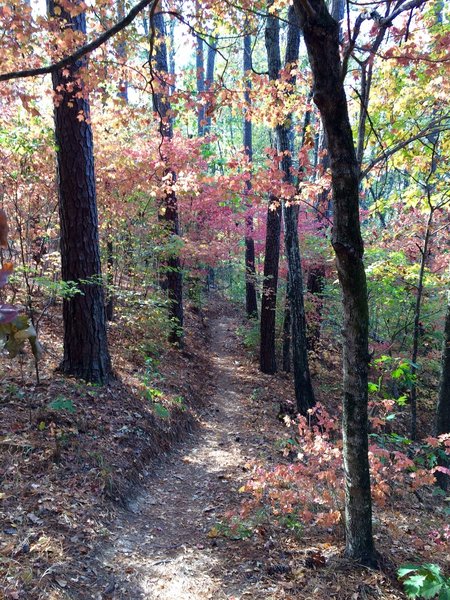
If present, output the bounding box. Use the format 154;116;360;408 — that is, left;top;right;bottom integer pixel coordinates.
0;295;448;599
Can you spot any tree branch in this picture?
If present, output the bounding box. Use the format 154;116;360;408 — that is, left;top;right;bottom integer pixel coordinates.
0;0;158;82
377;0;428;26
360;117;450;180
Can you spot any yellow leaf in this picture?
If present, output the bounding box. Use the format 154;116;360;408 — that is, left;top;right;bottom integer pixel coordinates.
207;527;220;538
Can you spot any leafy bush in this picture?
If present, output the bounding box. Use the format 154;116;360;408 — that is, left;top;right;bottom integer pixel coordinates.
236;320;260;352
398;563;450;599
236;405;444;536
0;262;42;361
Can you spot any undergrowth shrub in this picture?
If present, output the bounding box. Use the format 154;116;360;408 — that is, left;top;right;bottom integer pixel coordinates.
236;319;260;353
112;288;171;358
232;404;449;538
397;563;450;599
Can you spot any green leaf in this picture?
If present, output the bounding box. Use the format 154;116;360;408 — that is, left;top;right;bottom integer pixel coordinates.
392;368;404;379
48;397;76;413
396;395;408;406
398;565;421;578
404;574;427;598
153;403;170;419
421;579;444;599
439;585;450;600
422;565;443;578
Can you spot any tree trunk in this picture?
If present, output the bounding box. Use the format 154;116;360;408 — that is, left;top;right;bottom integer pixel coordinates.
205;37;217;134
436;294;450;488
243;31;258;319
437;297;450;435
307;266;325;348
105;239;114;322
48;0;112;384
293;0;375;565
196;34;205;136
106;0;129;322
275;5;315;413
410;208;433;440
260;6;282;374
117;0;128;102
152;10;183;345
282;272;291;372
260;198;281;373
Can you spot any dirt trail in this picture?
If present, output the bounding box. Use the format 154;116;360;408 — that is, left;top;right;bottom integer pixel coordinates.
95;305;278;599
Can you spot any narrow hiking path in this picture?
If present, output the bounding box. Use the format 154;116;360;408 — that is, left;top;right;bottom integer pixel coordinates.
93;301;287;599
46;298;413;600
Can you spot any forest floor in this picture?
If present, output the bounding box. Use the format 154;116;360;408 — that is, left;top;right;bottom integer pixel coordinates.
1;294;448;599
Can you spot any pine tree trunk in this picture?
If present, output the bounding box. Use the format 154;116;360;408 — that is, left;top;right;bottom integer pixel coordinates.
244;31;258;319
152;10;183;345
49;0;112;384
293;0;375;565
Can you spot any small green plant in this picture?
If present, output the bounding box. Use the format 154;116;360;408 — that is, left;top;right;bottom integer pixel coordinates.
153;402;170;419
236;320;260;352
172;395;186;411
47;396;76;413
250;388;262;401
398;563;450;599
215;516;254;540
34;276;82;300
369;355;416;404
278;513;303;537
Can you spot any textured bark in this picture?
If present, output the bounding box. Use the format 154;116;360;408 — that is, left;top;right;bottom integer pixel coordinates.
106;0;128;322
243;32;258;319
152;11;183;345
277;5;315;413
307;266;325;348
196;35;205;136
282;273;291;373
293;0;375;564
105;239;114;322
436;296;450;488
410;209;433;440
260;8;282;374
117;0;128;102
282;184;315;414
204;37;217;135
437;299;450;436
260;198;281;373
48;0;112;384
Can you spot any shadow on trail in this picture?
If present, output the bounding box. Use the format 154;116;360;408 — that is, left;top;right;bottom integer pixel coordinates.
92;309;278;599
